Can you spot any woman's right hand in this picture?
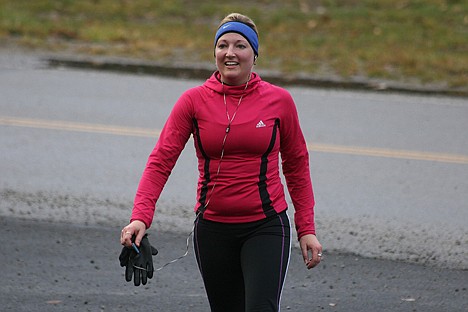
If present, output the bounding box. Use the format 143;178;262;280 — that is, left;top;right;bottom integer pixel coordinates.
120;220;147;248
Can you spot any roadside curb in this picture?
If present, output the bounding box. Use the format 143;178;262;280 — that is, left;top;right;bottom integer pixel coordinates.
46;56;468;98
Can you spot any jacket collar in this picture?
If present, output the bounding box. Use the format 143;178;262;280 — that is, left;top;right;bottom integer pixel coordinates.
203;71;261;96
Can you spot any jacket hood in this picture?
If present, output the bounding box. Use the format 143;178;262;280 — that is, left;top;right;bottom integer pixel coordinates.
203;71;262;96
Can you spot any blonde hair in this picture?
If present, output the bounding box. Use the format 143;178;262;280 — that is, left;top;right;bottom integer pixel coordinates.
218;13;258;36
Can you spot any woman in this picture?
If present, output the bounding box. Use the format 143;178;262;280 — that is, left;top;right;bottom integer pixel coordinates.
121;13;322;311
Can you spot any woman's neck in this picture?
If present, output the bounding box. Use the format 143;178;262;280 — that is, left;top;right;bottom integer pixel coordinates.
219;72;252;86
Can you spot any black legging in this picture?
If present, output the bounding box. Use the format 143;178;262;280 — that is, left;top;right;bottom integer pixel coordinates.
194;210;291;312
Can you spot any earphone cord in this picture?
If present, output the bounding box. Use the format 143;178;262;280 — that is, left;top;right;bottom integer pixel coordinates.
153;138;224;271
154;215;198;271
154;77;251;271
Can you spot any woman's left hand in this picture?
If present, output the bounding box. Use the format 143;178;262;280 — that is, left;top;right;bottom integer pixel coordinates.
299;234;322;269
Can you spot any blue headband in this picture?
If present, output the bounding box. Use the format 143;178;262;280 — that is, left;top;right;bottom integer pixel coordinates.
214;21;259;56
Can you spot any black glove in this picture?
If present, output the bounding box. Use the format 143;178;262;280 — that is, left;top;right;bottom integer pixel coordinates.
119;234;158;286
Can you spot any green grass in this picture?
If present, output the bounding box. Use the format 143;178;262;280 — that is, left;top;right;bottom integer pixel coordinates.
1;0;467;88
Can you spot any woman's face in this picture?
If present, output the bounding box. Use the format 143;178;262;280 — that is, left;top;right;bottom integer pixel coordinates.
215;32;255;86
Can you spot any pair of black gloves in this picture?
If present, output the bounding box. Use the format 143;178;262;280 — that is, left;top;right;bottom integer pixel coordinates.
119;234;158;286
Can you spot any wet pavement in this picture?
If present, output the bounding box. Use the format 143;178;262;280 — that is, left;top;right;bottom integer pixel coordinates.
1;48;468;311
1;217;467;312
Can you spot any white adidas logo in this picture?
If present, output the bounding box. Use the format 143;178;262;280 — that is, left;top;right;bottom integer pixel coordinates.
256;120;266;128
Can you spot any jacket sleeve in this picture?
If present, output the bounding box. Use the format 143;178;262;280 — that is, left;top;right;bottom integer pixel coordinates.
278;90;316;239
130;91;195;228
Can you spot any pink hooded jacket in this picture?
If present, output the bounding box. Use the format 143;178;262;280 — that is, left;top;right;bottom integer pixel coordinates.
131;72;316;238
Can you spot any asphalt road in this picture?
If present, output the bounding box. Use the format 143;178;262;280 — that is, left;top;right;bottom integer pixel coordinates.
1;216;467;312
0;49;467;311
